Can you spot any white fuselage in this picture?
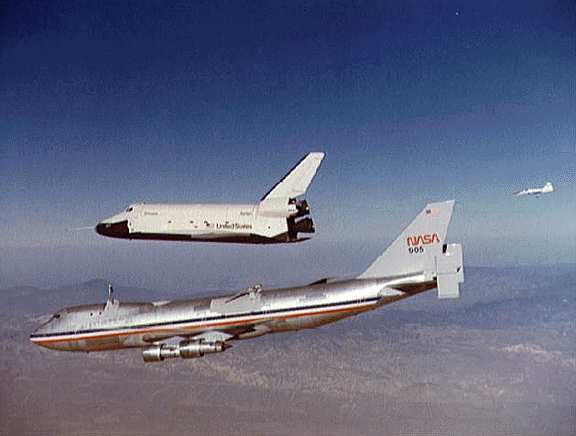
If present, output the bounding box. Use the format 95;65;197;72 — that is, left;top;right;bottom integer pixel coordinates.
123;204;277;237
96;202;314;244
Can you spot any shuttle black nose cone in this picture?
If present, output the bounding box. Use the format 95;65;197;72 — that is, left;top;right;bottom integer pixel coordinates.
95;220;130;238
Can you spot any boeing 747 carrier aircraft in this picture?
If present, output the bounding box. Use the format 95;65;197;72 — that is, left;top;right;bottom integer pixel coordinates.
95;152;324;244
32;200;464;363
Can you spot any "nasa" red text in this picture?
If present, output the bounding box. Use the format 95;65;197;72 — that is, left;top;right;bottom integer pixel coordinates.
406;234;440;246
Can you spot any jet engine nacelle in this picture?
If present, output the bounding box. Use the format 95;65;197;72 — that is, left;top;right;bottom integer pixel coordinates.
142;340;231;362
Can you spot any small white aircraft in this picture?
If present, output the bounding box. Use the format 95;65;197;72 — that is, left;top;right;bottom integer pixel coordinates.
513;182;554;197
96;153;324;244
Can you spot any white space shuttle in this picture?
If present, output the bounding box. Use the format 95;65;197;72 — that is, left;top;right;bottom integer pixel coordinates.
513;182;554;197
96;152;325;244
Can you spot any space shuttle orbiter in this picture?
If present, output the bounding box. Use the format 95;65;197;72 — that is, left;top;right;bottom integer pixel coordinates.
95;152;325;244
513;182;554;197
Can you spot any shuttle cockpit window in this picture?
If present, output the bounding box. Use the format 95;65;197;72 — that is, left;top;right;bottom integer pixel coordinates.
125;206;134;213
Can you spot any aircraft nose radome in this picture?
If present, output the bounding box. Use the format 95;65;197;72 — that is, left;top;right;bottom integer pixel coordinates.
95;220;130;238
30;332;42;343
29;326;48;346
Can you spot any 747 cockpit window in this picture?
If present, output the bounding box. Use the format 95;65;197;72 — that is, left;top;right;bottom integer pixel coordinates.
39;312;61;328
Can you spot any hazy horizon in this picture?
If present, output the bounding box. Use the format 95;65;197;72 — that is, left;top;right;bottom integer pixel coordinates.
1;236;574;291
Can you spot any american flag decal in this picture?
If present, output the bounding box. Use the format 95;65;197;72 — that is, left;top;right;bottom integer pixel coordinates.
425;208;439;217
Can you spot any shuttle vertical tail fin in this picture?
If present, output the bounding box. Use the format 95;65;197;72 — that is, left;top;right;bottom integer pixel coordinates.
256;152;324;242
260;152;325;201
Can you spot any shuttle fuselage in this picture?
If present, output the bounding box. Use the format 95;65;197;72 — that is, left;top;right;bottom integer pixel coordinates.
96;202;314;243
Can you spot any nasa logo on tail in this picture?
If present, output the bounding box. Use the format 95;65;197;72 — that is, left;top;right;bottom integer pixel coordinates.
406;234;440;246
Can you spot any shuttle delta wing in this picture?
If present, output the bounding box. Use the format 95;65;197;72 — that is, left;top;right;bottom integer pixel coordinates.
260;152;325;201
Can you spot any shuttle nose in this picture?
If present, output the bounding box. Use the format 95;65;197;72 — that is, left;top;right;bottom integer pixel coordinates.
95;220;130;238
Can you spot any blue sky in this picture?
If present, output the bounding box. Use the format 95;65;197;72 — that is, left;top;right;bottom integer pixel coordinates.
1;1;574;290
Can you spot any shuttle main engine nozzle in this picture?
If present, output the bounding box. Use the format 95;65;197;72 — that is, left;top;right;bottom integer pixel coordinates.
293;217;315;234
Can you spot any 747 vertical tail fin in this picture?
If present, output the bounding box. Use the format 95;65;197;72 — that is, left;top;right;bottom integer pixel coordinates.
358;200;463;298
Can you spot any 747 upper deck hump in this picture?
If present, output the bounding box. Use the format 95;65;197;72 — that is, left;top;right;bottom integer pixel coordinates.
95;152;325;244
32;200;464;363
